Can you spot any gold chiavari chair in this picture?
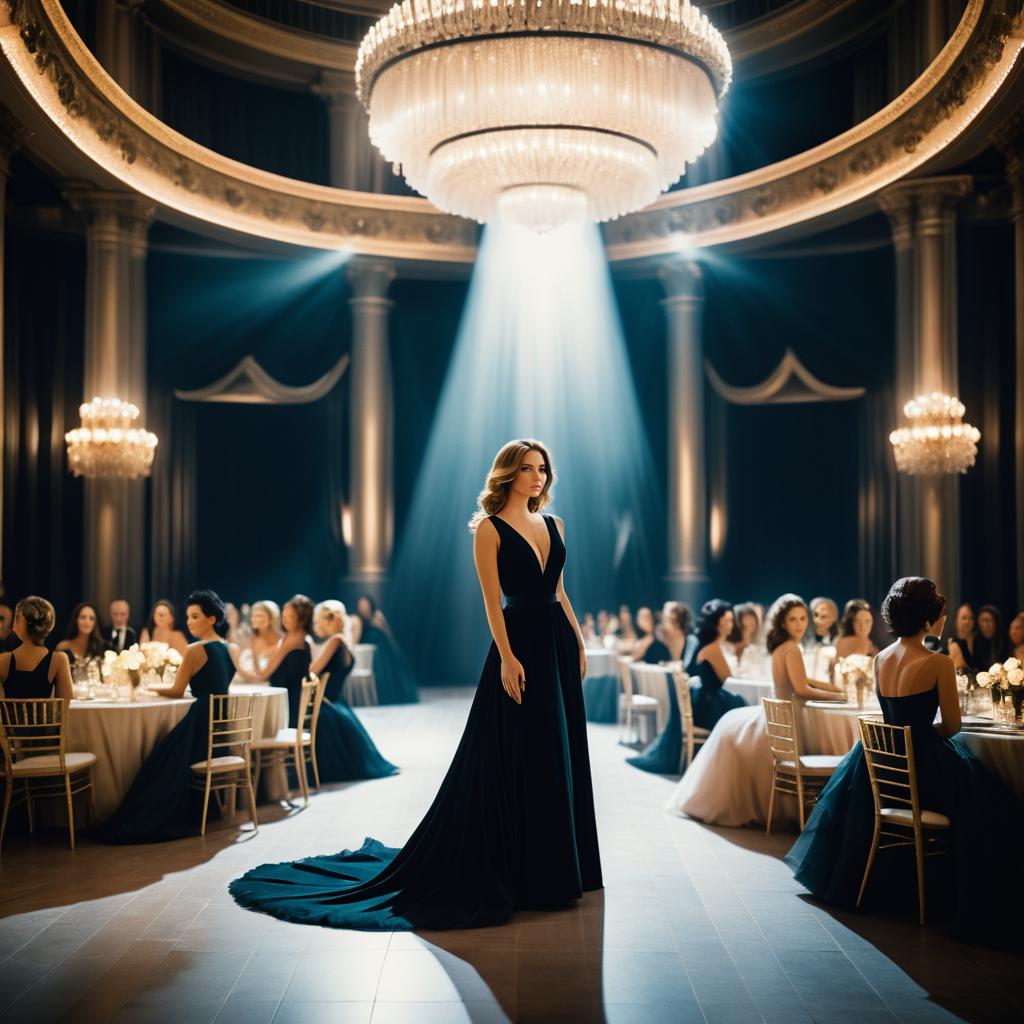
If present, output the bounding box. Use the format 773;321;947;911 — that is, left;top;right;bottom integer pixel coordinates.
857;717;951;925
189;693;257;836
0;698;96;852
672;667;709;772
251;676;324;805
763;697;843;833
617;657;658;744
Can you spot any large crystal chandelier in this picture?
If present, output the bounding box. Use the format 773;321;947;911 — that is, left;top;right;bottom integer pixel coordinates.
65;397;158;479
889;393;980;476
356;0;731;231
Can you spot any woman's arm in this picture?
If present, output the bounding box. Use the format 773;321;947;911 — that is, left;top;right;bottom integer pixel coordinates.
700;643;732;683
50;651;73;703
785;647;845;699
242;635;304;683
935;655;961;737
162;643;206;698
310;634;345;676
350;616;363;645
552;517;587;680
473;520;523;704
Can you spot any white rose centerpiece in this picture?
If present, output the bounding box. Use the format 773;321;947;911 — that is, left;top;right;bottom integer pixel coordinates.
983;658;1024;726
837;654;874;709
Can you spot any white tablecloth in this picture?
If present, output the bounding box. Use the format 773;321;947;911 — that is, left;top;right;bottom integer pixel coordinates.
585;649;617;679
67;684;288;821
725;676;773;708
958;727;1024;803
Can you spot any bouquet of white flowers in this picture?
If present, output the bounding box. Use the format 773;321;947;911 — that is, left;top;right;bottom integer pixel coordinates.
837;653;874;709
976;658;1024;725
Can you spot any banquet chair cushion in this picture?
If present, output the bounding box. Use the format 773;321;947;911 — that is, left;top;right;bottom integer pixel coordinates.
880;807;951;828
190;755;248;773
252;728;311;749
11;752;97;776
777;754;844;775
631;695;659;709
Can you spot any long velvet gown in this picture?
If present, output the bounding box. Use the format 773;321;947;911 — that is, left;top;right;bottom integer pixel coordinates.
230;512;603;930
359;622;420;704
786;686;1024;941
271;643;397;783
689;655;747;731
99;641;232;843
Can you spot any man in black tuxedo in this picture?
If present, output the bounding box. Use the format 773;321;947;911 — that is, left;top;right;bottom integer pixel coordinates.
106;599;138;652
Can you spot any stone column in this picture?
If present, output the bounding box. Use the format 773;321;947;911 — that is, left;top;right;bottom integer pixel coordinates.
0;106;28;587
995;121;1024;610
877;175;971;598
659;258;708;605
95;1;146;102
63;187;155;618
313;71;367;191
347;259;396;586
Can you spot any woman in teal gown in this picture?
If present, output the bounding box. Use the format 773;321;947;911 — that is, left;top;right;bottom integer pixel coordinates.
355;595;419;704
786;577;1024;942
253;596;397;784
230;439;602;930
100;590;236;844
689;599;747;731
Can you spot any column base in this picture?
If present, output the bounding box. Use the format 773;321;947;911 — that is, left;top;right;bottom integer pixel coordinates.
664;571;710;610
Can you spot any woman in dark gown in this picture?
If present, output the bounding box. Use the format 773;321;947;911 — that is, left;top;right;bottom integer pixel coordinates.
688;599;747;731
353;595;419;705
786;578;1024;941
230;438;603;930
249;596;397;785
0;596;73;701
100;590;237;844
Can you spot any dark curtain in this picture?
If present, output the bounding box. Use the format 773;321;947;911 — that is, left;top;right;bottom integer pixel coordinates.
157;48;330;186
2;215;86;623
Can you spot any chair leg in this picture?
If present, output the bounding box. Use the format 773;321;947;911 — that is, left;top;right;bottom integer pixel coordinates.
252;755;263;804
25;784;34;834
296;744;309;807
0;777;12;853
856;824;881;909
244;770;258;832
199;772;213;837
64;775;76;851
765;774;776;835
913;826;926;926
88;770;97;828
309;742;321;793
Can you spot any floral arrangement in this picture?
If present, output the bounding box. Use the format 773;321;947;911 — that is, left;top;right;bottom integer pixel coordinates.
976;658;1024;724
102;642;182;697
837;653;874;708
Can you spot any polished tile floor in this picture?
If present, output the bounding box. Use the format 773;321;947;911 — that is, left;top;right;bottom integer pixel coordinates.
0;689;1020;1024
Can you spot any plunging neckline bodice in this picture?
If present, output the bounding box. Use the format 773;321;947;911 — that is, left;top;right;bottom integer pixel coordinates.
493;513;554;576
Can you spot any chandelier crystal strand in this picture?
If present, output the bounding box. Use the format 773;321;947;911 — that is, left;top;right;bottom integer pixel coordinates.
889;392;980;476
65;397;159;479
356;0;730;230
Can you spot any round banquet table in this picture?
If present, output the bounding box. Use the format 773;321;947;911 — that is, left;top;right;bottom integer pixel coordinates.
725;676;773;708
957;725;1024;804
66;683;288;822
583;648;620;723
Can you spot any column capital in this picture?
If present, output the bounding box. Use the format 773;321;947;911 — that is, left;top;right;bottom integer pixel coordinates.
658;258;704;306
61;184;155;255
877;175;972;230
348;259;396;302
312;70;359;112
0;105;29;175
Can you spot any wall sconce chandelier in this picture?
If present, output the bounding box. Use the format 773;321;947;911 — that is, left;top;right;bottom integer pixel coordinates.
356;0;731;232
65;397;158;479
889;392;980;475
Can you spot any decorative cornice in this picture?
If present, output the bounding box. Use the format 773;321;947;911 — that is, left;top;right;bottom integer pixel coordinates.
706;349;866;405
0;0;477;262
605;0;1024;261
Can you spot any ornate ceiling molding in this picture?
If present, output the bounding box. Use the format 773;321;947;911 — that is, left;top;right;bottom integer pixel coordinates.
706;349;866;405
0;0;476;262
605;0;1024;261
174;352;350;404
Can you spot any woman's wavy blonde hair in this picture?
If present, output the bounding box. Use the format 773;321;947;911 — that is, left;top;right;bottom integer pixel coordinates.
250;600;281;636
468;439;555;532
314;599;352;646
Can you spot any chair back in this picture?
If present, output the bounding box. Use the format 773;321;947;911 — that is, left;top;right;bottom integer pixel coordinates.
617;657;635;700
206;694;254;762
763;697;801;764
353;644;376;672
299;675;324;739
0;698;67;773
858;717;922;821
671;668;694;734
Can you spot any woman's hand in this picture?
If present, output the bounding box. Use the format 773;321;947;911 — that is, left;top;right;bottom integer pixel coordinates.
501;656;526;704
579;647;587;681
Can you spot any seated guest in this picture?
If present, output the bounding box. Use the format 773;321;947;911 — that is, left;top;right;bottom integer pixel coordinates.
688;600;748;730
351;594;419;704
100;590;238;843
580;612;598;648
802;597;839;651
786;577;1024;942
662;601;697;666
835;599;878;659
631;606;659;661
245;594;397;783
616;605;638;655
1010;612;1024;662
311;600;356;702
977;604;1010;664
0;598;15;651
244;600;282;673
0;596;73;701
666;593;844;827
139;599;189;655
106;599;137;653
224;602;247;645
55;603;107;666
728;602;768;677
947;603;983;672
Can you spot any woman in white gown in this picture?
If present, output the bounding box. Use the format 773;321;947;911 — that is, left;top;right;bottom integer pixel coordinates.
666;594;845;827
